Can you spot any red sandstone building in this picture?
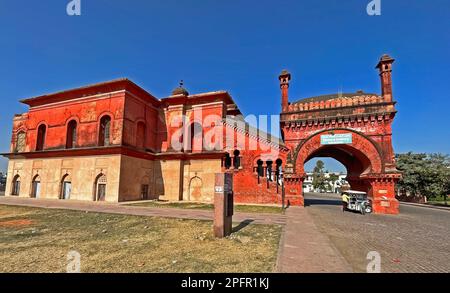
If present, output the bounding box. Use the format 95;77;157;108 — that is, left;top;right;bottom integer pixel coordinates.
2;54;401;214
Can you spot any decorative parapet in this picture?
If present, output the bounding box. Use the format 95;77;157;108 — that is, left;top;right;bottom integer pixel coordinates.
13;113;28;121
286;95;386;113
282;112;394;128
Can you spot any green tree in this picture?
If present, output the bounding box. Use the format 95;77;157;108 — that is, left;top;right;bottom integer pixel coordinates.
396;152;450;202
327;173;340;192
312;160;327;192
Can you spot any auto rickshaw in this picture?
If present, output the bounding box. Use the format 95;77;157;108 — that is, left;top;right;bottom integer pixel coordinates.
342;190;373;215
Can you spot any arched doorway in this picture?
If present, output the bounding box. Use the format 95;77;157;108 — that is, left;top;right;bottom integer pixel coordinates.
295;130;383;196
11;175;21;196
31;175;41;199
293;129;400;213
60;174;72;200
189;177;202;201
140;176;150;200
94;174;107;202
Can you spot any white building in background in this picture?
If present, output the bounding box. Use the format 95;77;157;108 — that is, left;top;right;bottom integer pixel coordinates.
303;173;314;193
302;172;348;194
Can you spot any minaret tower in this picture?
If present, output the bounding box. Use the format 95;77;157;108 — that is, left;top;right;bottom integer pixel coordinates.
376;54;395;102
279;70;291;112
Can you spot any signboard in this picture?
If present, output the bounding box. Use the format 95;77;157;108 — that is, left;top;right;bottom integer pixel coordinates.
321;133;353;145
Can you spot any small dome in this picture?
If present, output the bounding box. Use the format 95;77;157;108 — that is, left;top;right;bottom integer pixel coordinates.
171;80;189;96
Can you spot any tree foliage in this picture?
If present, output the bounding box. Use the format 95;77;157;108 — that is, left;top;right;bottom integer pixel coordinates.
396;152;450;200
312;160;327;191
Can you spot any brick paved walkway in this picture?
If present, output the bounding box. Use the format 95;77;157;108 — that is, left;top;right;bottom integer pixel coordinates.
0;197;286;226
305;193;450;273
276;206;352;273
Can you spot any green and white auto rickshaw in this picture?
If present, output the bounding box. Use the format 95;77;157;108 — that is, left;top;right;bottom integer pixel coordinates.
342;190;373;215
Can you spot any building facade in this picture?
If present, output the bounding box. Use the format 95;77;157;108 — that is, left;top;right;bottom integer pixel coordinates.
2;55;401;213
2;79;292;204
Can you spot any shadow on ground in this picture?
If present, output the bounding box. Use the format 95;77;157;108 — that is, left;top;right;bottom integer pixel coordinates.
304;198;342;207
233;219;255;233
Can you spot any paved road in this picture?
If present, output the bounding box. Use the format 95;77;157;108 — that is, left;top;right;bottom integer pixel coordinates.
304;193;450;273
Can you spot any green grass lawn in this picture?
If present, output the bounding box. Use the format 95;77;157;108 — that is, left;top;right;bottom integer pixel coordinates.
126;201;284;214
0;205;281;273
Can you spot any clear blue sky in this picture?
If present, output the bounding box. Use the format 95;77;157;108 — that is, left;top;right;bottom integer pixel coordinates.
0;0;449;173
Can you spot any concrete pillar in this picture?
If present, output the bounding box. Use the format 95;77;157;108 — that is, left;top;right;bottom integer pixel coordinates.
213;173;233;238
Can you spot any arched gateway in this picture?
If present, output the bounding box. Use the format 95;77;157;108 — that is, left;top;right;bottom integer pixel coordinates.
279;55;401;214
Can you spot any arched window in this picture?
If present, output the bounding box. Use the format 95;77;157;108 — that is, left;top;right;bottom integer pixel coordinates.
60;174;72;200
31;175;41;199
94;173;107;201
36;124;46;151
15;131;26;153
256;159;264;184
256;159;264;177
276;159;283;185
66;120;77;149
98;116;111;146
266;160;273;181
189;122;203;152
233;150;241;169
224;153;232;169
136;121;146;149
11;175;20;196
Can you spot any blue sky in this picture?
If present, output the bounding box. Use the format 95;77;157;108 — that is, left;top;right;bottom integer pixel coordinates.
0;0;449;173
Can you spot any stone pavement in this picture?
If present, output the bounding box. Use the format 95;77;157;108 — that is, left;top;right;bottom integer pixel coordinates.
305;193;450;273
276;206;353;273
0;197;286;226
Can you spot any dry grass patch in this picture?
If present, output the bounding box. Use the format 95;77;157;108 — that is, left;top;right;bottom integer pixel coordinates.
128;201;284;214
0;205;281;273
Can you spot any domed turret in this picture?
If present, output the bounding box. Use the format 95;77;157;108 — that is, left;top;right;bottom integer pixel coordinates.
171;80;189;96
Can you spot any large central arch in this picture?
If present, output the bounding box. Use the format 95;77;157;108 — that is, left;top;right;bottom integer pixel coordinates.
289;128;400;214
295;129;383;177
295;129;385;197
